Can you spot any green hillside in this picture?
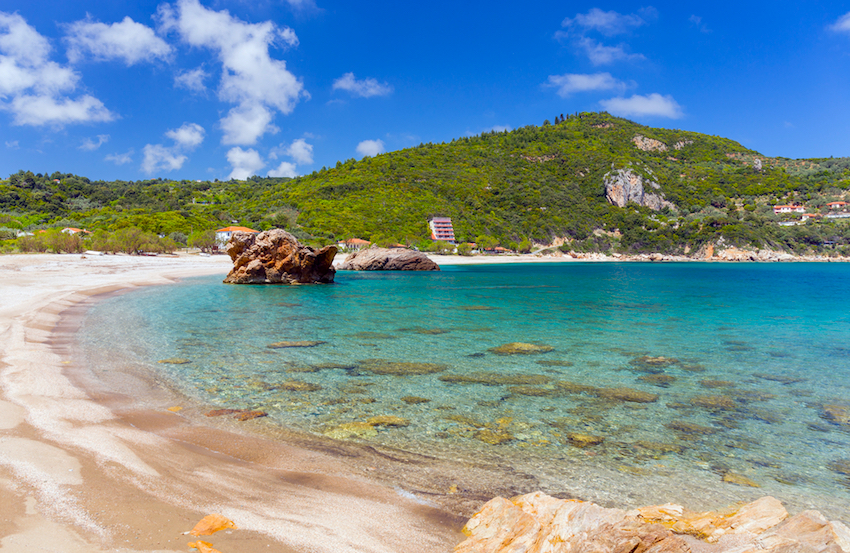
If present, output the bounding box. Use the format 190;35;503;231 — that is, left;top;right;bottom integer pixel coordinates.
2;112;850;254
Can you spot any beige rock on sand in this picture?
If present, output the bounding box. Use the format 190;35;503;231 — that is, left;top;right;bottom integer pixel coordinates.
456;492;850;553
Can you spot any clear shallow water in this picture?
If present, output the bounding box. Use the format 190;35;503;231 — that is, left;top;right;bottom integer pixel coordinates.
82;263;850;515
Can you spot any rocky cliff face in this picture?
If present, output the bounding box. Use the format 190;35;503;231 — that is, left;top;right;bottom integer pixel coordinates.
604;167;675;211
456;492;850;553
632;135;669;152
338;247;440;271
224;229;336;284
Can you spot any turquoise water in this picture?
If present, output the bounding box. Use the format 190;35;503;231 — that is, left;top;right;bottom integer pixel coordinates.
81;263;850;515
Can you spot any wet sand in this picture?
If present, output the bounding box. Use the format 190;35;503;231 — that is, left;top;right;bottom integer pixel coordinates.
0;254;470;553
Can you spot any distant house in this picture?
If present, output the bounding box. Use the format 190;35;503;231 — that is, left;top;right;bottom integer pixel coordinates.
61;227;91;235
802;213;822;220
773;205;805;214
428;217;455;243
215;226;258;245
827;201;848;209
337;238;371;251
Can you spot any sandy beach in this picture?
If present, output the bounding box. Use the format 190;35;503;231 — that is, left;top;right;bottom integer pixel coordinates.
0;253;467;553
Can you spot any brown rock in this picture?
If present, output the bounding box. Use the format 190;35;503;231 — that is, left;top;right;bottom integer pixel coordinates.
224;229;336;284
338;247;440;271
474;428;514;445
234;410;268;421
722;472;760;488
367;415;409;427
597;387;659;403
205;408;246;417
266;340;326;348
566;432;604;448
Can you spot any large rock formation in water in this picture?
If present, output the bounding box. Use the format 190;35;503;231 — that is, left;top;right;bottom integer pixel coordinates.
456;492;850;553
224;229;336;284
338;247;440;271
604;167;675;211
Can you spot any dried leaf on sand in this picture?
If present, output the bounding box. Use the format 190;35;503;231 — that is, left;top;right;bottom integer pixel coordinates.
190;513;237;536
189;541;223;553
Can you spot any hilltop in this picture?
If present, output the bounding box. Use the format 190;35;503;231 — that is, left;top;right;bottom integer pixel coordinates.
1;112;849;255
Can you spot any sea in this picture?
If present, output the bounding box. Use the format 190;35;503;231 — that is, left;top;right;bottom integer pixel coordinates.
79;262;850;518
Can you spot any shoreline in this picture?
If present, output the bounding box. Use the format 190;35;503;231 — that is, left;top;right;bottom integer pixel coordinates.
0;254;464;553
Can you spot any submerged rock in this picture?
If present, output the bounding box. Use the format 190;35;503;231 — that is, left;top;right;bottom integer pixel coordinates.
722;472;760;487
358;358;448;376
367;415;410;427
566;432;604;448
234;410;268;421
821;404;850;427
338;247;440;271
489;343;554;355
266;340;326;349
637;374;676;387
279;380;322;392
401;395;431;404
596;387;659;403
224;228;336;284
474;428;514;445
323;421;377;439
158;357;192;364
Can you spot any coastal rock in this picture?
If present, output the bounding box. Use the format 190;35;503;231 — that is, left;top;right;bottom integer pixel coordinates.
603;167;675;211
338;247;440;271
224;229;336;284
566;432;604;447
456;493;848;553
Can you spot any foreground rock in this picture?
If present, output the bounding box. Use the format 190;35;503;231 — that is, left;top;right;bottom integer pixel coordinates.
224;229;336;284
338;247;440;271
456;492;850;553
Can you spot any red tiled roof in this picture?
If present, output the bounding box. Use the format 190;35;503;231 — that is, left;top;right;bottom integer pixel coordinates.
215;226;258;233
343;238;371;245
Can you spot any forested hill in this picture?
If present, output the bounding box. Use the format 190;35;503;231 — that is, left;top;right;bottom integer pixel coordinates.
2;112;850;254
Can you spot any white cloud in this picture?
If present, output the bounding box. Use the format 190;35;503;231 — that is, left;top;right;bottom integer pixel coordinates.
268;161;297;178
285;0;320;13
285;138;313;164
561;8;648;36
174;67;207;91
142;144;187;173
578;38;644;65
105;150;133;165
165;122;205;149
356;139;384;157
220;103;277;145
226;146;264;180
0;12;115;127
600;93;683;119
332;72;393;98
80;134;109;151
487;125;512;133
830;12;850;34
64;16;172;65
5;140;18;149
140;122;204;174
7;94;113;126
159;0;306;145
546;72;624;97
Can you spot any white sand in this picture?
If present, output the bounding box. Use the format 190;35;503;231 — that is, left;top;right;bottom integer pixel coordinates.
0;254;463;553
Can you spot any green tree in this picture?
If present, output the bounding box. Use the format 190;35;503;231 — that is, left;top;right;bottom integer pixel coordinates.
189;229;217;253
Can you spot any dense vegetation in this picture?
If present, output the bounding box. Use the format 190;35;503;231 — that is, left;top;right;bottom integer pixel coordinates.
2;112;849;255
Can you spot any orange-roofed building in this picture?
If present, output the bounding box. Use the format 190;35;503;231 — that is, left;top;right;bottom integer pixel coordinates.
61;227;91;235
773;205;805;214
827;201;847;209
215;226;259;245
337;238;371;251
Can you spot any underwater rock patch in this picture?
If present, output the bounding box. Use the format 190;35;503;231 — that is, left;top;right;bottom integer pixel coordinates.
367;415;410;427
700;379;735;389
323;421;377;439
357;358;448;376
401;396;431;404
266;340;326;349
722;472;760;487
234;410;268;421
508;385;556;397
821;404;850;427
555;381;601;395
158;358;192;364
665;420;717;436
474;428;514;445
596;387;659;403
566;432;604;448
279;380;322;392
691;395;740;412
754;373;806;385
489;342;554;355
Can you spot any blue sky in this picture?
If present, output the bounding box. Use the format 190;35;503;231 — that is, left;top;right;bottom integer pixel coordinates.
0;0;849;181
